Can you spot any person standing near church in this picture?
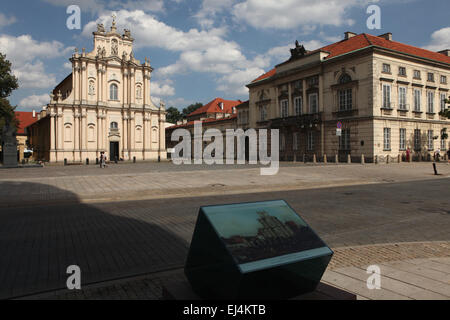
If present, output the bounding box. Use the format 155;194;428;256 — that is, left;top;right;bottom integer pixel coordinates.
100;152;104;168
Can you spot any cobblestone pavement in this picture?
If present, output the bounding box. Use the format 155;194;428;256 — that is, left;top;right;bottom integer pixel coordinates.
0;162;449;207
0;175;449;299
25;241;450;300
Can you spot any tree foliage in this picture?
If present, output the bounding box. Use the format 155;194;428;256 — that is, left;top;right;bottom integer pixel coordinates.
0;53;19;136
440;97;450;119
182;102;203;118
166;107;182;124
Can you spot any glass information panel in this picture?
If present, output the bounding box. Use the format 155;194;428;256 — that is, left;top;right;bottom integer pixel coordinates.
201;200;331;273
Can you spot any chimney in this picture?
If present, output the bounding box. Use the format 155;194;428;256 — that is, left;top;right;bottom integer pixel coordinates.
344;32;357;40
378;32;393;41
438;49;450;56
32;110;36;118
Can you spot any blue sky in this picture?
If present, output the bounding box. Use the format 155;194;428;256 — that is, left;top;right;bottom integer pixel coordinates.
0;0;449;111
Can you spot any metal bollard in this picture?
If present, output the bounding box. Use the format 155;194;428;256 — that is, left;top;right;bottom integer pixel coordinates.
86;158;89;165
64;158;68;166
133;156;136;163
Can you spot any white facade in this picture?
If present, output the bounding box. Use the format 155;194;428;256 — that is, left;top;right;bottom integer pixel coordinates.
46;19;166;163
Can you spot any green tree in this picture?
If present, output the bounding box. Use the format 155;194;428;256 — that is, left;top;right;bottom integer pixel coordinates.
166;106;182;124
440;97;450;119
182;102;203;118
0;53;19;138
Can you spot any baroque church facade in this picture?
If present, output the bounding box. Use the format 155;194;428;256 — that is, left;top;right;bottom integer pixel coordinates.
29;18;167;163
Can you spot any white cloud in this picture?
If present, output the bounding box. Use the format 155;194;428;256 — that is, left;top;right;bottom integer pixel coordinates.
0;13;16;28
19;94;50;109
63;62;72;70
0;34;73;89
194;0;236;29
232;0;362;30
42;0;165;13
424;27;450;52
0;34;73;65
151;81;175;96
13;62;58;89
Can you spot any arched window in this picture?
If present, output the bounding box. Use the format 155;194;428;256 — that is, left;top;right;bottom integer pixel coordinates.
110;122;118;130
339;73;352;84
110;83;118;100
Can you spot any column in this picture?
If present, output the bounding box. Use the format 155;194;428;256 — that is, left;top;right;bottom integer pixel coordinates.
74;113;80;161
302;79;307;113
97;111;101;156
50;113;56;162
103;66;108;103
81;63;86;103
81;113;86;157
131;70;136;105
97;68;102;104
319;74;324;157
143;72;149;105
288;83;293;116
142;112;147;159
74;66;79;103
123;114;128;159
159;117;166;154
123;70;128;106
130;112;135;155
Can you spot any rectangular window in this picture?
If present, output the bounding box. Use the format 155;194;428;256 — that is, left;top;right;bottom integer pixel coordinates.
414;89;421;111
413;70;421;79
398;87;407;110
398;67;406;76
338;89;352;111
309;93;318;114
382;63;391;73
427;91;434;113
427;73;435;82
294;80;302;90
293;132;299;150
383;128;391;150
441;75;447;84
259;105;267;121
428;130;434;150
399;128;406;150
339;129;350;151
307;132;314;151
382;84;391;108
441;137;447;150
280;99;289;118
414;129;421;151
294;96;303;116
441;93;447;112
280;133;286;151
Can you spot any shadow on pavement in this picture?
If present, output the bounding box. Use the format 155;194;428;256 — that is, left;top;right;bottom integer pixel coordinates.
0;182;189;299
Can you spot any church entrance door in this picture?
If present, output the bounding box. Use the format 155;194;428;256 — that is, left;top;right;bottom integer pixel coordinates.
110;141;119;161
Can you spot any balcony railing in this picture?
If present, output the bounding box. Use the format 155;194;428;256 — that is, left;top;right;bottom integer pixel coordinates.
270;112;322;128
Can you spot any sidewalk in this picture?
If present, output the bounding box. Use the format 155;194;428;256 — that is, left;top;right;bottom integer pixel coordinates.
1;163;449;207
23;241;450;300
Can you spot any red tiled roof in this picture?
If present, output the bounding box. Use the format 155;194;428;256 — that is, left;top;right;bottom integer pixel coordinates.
15;111;38;135
188;98;242;117
167;114;237;130
251;33;450;83
251;68;276;83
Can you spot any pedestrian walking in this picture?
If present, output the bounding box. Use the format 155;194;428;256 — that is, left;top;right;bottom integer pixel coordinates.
100;152;104;168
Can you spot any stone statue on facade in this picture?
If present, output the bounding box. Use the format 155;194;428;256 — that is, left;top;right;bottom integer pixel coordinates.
123;29;131;39
290;40;307;59
97;23;105;33
111;40;118;56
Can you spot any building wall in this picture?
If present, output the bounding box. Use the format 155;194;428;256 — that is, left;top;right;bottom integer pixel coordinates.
30;22;167;163
247;44;449;162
